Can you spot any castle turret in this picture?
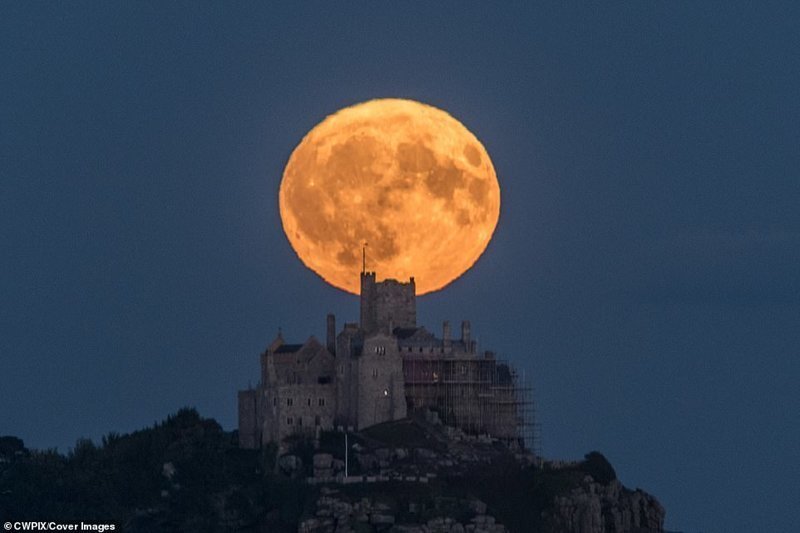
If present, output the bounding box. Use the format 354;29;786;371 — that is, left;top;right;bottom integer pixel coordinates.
359;272;416;335
443;321;452;353
326;313;336;354
461;320;471;352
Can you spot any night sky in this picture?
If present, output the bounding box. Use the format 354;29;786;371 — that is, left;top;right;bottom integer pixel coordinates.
2;3;798;532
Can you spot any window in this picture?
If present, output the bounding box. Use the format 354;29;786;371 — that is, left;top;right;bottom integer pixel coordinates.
287;417;293;425
318;398;325;406
287;398;293;406
461;364;467;375
374;345;386;355
315;415;321;426
297;417;302;427
372;368;378;378
338;363;344;376
273;397;277;406
383;389;389;397
307;398;311;406
419;347;423;353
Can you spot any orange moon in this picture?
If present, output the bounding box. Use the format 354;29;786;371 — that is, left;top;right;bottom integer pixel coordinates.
279;98;500;295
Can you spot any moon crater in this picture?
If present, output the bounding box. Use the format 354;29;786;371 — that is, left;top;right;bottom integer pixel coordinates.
279;98;500;295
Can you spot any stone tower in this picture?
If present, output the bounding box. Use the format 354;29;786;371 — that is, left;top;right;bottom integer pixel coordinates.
238;272;528;450
359;272;416;335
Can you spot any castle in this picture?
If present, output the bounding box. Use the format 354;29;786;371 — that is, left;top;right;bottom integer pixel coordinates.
238;272;531;449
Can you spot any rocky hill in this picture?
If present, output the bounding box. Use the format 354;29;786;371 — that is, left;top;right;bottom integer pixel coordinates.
0;409;664;532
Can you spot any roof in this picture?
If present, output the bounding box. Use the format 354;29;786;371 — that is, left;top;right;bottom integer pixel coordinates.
393;327;420;339
273;343;303;354
394;326;437;344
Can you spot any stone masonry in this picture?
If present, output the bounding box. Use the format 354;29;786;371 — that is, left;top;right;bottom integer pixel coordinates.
238;272;525;448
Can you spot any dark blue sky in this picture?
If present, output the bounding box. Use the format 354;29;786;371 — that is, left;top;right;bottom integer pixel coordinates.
2;3;798;532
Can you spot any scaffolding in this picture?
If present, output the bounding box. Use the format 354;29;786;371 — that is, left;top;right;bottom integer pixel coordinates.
402;353;536;452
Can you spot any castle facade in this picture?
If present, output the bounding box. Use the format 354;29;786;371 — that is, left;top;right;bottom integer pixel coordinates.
238;273;526;449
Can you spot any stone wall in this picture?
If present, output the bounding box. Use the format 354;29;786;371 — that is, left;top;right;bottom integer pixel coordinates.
357;333;407;429
266;382;337;442
237;389;259;449
335;327;361;428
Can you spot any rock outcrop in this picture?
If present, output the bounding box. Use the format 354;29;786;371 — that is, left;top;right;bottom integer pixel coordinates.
299;488;508;533
541;476;664;533
0;410;666;533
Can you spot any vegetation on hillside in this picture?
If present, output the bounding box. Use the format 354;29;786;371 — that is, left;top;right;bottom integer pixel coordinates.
0;409;628;532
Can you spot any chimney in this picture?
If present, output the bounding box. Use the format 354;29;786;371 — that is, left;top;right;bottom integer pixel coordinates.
326;314;336;354
461;320;471;351
443;321;452;353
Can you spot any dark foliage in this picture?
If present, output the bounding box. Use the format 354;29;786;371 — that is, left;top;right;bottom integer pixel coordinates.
0;411;626;532
361;418;445;450
0;436;26;459
442;455;586;533
580;451;617;485
0;408;305;531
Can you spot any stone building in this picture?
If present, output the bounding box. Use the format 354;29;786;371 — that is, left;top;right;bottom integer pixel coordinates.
238;272;530;449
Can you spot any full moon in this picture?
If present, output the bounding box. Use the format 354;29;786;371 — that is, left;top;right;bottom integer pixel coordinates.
279;98;500;295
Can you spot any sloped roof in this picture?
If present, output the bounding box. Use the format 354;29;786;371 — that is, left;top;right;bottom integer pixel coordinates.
273;343;303;354
271;336;333;365
393;326;437;342
393;327;419;339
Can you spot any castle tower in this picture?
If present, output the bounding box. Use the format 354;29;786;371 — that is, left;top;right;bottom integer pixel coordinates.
326;313;336;354
359;272;416;335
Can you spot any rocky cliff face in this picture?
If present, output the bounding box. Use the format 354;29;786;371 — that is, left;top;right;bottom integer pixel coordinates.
542;476;664;533
299;488;508;533
289;421;665;533
0;410;666;533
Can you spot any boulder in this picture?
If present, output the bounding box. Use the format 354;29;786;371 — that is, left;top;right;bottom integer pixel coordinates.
370;513;395;525
278;454;302;474
470;499;487;515
416;448;437;460
374;448;393;461
313;453;333;469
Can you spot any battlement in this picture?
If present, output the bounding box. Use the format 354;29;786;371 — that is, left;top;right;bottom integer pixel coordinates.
359;271;415;285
